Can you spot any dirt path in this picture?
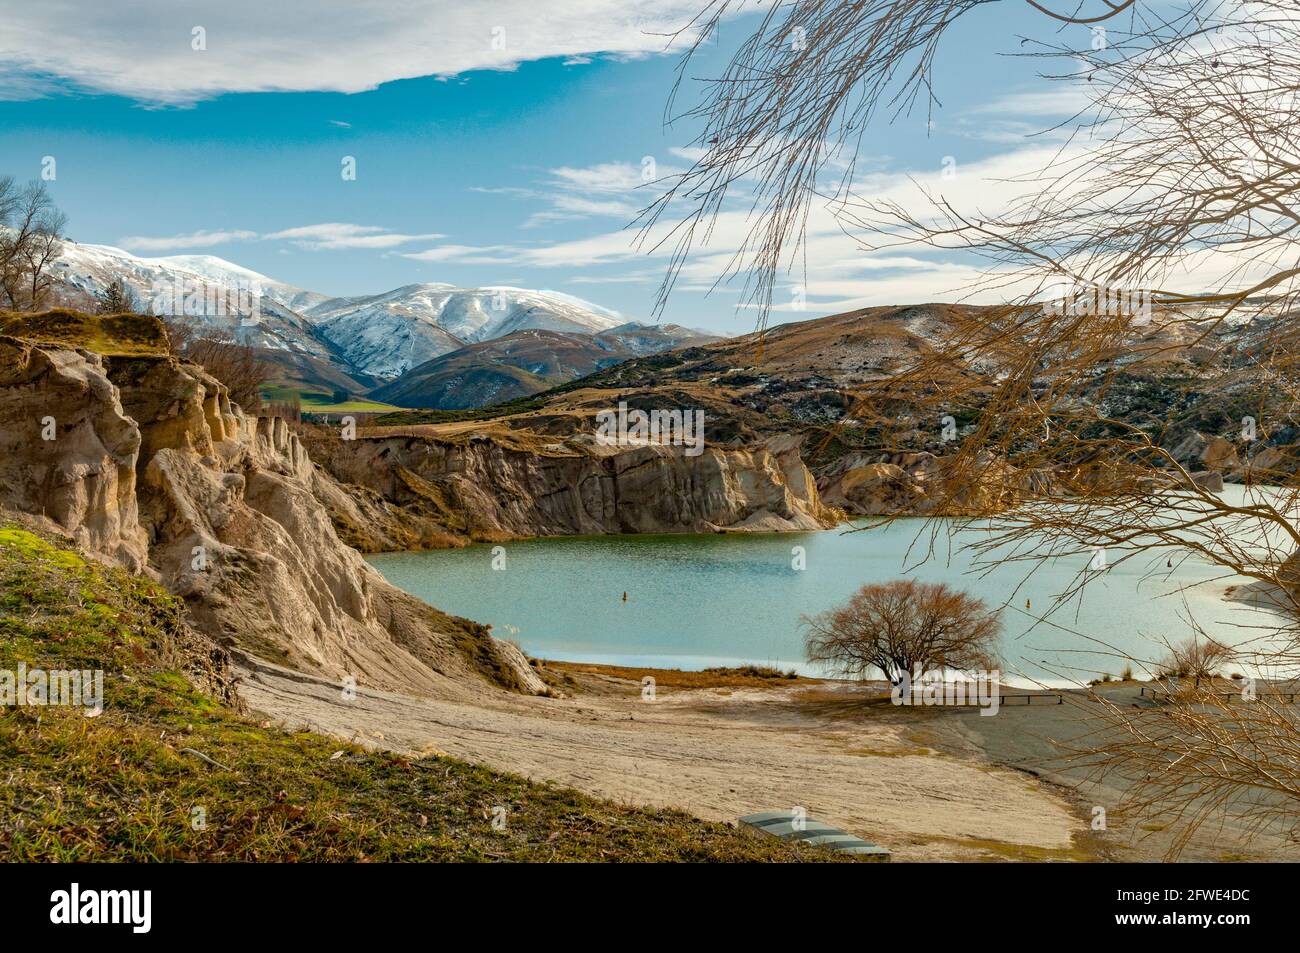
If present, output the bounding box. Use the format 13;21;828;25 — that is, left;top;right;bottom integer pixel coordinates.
237;658;1086;861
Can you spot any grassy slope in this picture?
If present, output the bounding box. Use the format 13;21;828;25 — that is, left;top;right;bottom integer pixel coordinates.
0;524;844;862
261;383;401;414
0;309;169;356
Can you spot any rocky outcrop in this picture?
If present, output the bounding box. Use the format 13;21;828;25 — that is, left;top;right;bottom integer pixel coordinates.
1181;469;1225;493
819;450;1027;516
304;427;841;544
0;326;545;699
0;339;149;569
1170;432;1242;474
1164;428;1300;485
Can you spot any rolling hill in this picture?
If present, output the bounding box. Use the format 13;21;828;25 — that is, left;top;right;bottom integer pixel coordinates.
371;323;722;409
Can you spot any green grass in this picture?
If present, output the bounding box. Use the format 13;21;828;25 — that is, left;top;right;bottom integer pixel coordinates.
261;384;401;414
0;523;845;862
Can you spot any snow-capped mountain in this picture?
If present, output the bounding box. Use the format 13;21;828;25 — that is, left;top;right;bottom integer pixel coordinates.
154;254;334;315
594;321;721;356
304;284;625;379
51;241;337;360
368;323;720;409
49;243;630;378
44;240;688;391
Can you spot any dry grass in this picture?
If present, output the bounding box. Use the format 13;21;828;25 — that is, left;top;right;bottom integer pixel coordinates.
0;309;169;356
539;659;818;691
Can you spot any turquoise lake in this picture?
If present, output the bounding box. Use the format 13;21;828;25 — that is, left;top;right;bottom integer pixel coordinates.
367;488;1292;687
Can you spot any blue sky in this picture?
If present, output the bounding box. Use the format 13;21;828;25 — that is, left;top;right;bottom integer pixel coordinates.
0;1;1096;333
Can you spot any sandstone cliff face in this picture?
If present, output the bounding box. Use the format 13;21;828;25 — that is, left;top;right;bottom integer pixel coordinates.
0;332;544;699
305;427;841;545
0;339;148;569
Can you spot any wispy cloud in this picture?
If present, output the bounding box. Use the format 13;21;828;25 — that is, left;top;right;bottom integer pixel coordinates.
547;161;657;193
0;67;67;101
523;194;640;228
0;0;712;105
118;229;258;252
415;144;1082;312
401;243;519;266
263;223;444;250
118;222;442;253
500;158;689;228
974;85;1096;118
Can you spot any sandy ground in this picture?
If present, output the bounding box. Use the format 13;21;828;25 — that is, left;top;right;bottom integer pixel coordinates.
938;682;1300;862
239;657;1300;861
237;657;1089;861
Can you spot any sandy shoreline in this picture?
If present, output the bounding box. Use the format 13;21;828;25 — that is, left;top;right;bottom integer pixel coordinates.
239;654;1300;861
238;656;1095;861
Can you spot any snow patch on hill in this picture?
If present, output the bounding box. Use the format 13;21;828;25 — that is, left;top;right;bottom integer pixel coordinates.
305;283;625;378
45;240;643;383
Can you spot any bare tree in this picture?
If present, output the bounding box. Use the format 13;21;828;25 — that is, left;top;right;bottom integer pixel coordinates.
0;179;65;311
20;210;65;310
802;579;1000;683
163;318;267;412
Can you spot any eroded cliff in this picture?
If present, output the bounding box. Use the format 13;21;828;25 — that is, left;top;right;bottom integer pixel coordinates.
303;426;842;548
0;317;544;699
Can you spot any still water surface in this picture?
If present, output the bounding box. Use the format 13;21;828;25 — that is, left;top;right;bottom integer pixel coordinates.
368;487;1290;686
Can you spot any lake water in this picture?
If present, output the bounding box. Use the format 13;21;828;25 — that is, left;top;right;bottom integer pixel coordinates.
367;487;1293;687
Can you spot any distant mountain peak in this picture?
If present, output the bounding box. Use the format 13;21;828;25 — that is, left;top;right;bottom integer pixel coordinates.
46;238;646;383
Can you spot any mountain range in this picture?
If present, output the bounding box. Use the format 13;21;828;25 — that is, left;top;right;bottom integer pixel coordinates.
370;324;716;410
48;239;717;405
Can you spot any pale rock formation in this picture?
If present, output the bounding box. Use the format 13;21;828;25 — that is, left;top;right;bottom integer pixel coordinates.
307;428;841;543
0;332;545;698
0;338;148;568
1185;470;1225;492
1170;431;1242;474
1201;435;1241;472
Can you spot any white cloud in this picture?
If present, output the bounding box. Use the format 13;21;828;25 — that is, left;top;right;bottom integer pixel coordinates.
402;243;519;266
118;222;442;252
523;194;640;227
974;85;1096;118
415;143;1085;310
548;161;658;193
477;159;684;229
262;223;445;250
118;229;257;252
0;0;714;104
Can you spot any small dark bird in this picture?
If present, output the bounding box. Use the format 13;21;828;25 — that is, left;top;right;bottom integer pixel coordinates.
622;591;628;602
